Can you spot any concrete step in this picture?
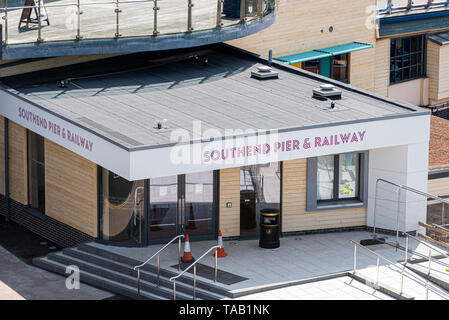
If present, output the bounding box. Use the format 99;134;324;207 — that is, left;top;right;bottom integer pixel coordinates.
77;243;231;297
32;256;167;300
56;248;223;300
46;251;196;300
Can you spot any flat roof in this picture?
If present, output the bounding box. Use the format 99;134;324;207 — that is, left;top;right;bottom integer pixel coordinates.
0;45;427;151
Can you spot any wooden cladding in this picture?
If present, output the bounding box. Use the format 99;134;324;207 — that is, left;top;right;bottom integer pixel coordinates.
219;167;241;237
8;120;28;204
45;139;98;237
219;159;367;237
282;158;366;232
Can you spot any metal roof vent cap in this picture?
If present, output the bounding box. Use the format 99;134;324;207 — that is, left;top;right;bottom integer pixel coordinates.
251;65;279;80
313;83;342;100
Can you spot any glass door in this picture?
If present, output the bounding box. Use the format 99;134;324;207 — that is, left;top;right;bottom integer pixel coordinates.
148;171;217;243
148;175;180;242
183;171;217;240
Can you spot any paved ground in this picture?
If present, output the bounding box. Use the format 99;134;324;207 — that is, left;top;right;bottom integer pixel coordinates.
232;276;394;300
0;218;117;300
93;230;449;299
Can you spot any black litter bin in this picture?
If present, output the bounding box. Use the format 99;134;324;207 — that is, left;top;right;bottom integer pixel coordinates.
240;190;257;229
259;208;280;249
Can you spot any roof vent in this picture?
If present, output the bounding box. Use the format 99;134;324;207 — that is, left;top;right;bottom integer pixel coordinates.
251;65;279;80
313;83;342;100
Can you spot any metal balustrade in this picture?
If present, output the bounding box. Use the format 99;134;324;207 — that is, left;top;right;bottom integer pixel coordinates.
378;0;449;14
0;0;276;45
132;234;184;296
169;244;220;300
351;240;448;299
373;178;449;247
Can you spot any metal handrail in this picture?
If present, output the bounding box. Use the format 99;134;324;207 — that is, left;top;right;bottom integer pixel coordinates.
401;232;449;269
169;244;220;300
133;234;184;296
351;240;448;299
373;178;449;246
1;0;276;46
378;0;449;14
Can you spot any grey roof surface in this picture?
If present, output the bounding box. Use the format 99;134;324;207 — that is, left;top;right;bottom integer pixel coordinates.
1;47;427;150
429;31;449;45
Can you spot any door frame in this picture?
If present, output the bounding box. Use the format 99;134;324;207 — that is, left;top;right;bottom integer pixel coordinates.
147;171;219;245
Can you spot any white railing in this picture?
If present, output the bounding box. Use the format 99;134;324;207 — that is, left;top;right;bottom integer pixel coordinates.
351;240;449;299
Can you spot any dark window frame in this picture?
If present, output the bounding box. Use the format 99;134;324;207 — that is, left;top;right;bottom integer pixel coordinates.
26;130;46;216
331;53;350;83
307;151;369;212
390;34;427;85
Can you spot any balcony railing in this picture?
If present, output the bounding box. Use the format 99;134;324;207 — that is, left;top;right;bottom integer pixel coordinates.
378;0;449;14
0;0;276;45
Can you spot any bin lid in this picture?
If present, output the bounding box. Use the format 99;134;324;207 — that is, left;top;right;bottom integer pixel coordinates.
260;208;280;215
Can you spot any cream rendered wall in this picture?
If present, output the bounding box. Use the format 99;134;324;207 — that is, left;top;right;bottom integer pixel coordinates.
388;78;429;106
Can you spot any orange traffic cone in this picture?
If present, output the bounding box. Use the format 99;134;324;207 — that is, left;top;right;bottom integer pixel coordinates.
186;203;198;230
150;205;162;231
213;230;227;258
181;234;195;263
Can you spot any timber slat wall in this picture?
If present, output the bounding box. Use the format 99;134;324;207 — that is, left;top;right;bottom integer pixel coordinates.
427;40;449;105
282;158;366;232
45;140;98;237
428;176;449;198
8;120;28;204
219;167;241;237
374;38;390;96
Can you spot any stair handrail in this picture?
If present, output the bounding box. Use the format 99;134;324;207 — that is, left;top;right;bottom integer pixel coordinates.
169;244;221;300
133;234;184;295
373;178;449;246
401;232;449;269
350;240;448;299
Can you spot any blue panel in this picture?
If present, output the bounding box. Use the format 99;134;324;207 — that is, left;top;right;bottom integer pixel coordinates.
274;51;331;65
274;42;373;65
320;56;331;78
318;42;373;56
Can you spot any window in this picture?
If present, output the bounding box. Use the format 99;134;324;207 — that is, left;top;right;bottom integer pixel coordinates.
307;152;368;211
302;59;321;74
100;169;145;244
317;153;359;201
390;35;426;84
27;131;45;214
331;54;349;83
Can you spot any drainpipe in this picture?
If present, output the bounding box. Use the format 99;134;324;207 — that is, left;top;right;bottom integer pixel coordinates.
4;118;9;222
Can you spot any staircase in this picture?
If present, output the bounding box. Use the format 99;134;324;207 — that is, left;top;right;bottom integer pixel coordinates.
32;243;229;300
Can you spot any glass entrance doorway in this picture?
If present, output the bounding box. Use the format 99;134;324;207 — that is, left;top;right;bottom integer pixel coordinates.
148;171;217;243
240;162;281;238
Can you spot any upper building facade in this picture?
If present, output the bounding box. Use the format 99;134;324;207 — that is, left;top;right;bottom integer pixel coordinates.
0;0;278;60
228;0;449;112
